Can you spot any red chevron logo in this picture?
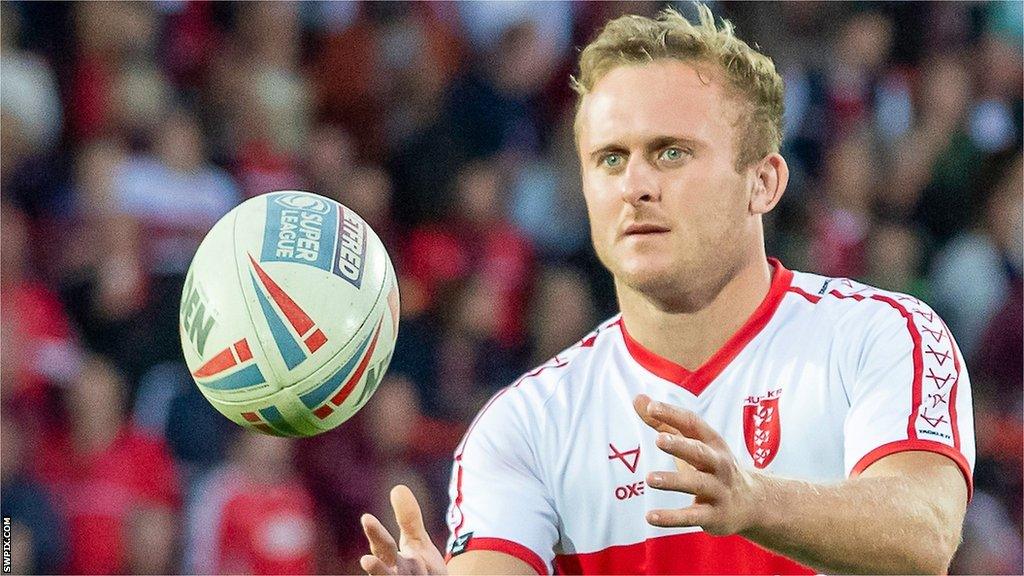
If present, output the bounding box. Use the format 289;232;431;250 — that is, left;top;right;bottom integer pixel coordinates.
193;339;254;377
248;254;329;353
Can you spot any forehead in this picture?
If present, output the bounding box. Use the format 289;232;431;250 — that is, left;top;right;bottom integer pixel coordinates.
578;60;737;148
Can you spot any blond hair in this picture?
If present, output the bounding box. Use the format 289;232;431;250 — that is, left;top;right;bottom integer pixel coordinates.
572;3;784;169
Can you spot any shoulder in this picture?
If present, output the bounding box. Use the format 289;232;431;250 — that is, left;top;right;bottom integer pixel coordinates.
504;315;621;404
785;269;942;333
457;315;621;448
785;270;962;380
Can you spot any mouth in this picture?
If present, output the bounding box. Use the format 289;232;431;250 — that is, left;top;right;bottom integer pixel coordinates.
622;223;671;237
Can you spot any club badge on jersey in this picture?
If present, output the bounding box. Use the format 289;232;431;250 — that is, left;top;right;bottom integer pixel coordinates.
743;388;782;469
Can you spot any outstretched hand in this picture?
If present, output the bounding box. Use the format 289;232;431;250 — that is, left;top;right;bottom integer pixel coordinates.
633;394;764;536
360;485;448;575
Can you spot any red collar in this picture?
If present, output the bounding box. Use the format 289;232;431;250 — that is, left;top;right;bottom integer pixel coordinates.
618;258;793;396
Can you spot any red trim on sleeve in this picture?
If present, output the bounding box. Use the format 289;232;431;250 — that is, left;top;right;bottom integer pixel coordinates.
851;439;973;501
867;295;925;442
786;286;822;304
617;258;793;396
830;289;926;442
828;289;865;302
445;537;547;575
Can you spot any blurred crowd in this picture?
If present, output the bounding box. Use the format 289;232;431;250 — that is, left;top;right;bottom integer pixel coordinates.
0;1;1020;574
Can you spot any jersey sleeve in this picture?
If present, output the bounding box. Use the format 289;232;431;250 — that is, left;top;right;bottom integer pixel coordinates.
841;293;975;498
445;387;557;575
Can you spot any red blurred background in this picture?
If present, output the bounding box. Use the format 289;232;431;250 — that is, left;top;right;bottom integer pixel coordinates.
1;1;1020;574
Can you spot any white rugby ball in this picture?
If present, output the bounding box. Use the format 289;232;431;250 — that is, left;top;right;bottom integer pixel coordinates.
179;191;399;436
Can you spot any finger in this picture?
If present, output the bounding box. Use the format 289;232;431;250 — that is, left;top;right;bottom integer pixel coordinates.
647;400;725;448
360;554;395;576
646;468;720;499
633;394;680;435
361;514;398;567
391;485;429;547
655;432;719;474
646;504;714;528
397;551;429;575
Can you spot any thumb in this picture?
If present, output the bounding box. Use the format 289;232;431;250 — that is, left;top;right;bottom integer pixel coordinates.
391;484;429;546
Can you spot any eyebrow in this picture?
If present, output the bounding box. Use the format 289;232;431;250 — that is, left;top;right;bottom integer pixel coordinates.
588;135;705;161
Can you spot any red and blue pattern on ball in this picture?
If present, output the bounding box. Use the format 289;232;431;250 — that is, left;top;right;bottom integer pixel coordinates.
191;338;267;392
248;254;329;370
298;318;384;420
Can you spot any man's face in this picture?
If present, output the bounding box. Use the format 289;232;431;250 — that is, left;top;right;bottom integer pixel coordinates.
577;60;758;301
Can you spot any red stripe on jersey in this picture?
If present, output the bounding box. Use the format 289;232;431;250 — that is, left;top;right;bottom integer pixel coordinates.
828;289;867;302
451;387;513;538
850;439;973;500
939;318;962;451
868;295;924;441
446;537;547;575
618;258;793;396
786;286;821;303
579;319;617;349
827;290;925;442
553;531;813;575
452;463;466;537
513;359;568;387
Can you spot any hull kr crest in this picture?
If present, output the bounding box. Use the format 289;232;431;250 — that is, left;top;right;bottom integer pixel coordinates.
743;389;782;469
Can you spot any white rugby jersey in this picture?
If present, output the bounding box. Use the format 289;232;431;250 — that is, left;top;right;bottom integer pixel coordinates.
444;259;974;575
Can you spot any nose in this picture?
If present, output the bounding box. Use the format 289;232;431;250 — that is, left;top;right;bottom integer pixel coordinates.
620;157;660;206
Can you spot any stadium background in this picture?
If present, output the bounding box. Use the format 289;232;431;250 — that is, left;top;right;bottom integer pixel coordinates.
1;1;1020;573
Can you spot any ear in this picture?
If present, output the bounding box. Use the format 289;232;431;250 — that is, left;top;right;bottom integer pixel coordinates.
749;153;789;215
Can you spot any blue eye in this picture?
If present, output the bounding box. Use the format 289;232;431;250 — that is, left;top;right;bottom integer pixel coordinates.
603;154;624;168
660;148;685;161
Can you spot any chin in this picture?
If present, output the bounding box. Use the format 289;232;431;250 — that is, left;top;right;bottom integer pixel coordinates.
613;247;719;304
615;258;680;294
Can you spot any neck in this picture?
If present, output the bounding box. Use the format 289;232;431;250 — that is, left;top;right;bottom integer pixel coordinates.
617;253;774;371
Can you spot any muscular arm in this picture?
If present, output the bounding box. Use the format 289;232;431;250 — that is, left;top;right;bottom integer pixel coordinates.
635;396;969;575
740;451;967;574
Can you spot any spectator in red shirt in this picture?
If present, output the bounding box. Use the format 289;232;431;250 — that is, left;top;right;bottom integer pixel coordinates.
185;432;317;574
0;201;80;417
403;158;534;348
33;353;180;574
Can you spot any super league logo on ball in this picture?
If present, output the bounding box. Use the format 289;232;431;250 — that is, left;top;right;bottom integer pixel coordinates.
274;193;331;214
